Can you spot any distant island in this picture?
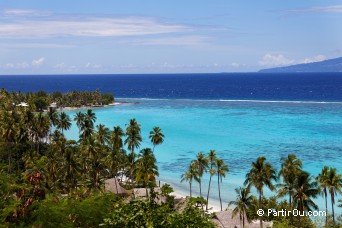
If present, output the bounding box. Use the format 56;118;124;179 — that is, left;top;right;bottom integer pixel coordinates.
259;56;342;73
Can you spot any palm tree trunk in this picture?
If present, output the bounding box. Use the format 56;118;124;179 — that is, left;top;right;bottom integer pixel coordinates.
289;189;293;225
206;174;212;210
190;182;192;198
242;209;245;228
218;174;222;211
199;180;202;197
199;180;204;211
131;149;135;198
331;193;335;225
259;190;263;228
324;190;328;227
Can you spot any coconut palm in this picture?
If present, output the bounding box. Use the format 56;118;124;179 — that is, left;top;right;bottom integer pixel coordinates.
63;141;80;192
95;124;110;146
293;171;319;227
81;136;103;190
110;126;124;151
206;149;217;210
47;107;58;137
32;112;50;153
74;111;84;133
316;166;329;226
56;112;71;134
194;152;208;198
149;126;165;152
277;154;302;225
228;186;254;228
216;159;229;211
0;110;18;173
124;119;142;196
79;110;96;141
85;109;96;128
181;162;199;198
325;167;342;225
244;156;277;228
135;148;159;197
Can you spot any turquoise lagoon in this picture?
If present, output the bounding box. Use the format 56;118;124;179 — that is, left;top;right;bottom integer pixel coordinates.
64;98;342;212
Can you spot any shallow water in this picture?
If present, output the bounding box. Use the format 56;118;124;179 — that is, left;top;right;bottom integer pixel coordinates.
64;98;342;213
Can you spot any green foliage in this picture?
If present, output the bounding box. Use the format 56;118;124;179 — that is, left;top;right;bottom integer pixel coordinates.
101;93;114;105
16;192;119;228
160;183;174;197
0;88;115;111
101;198;215;228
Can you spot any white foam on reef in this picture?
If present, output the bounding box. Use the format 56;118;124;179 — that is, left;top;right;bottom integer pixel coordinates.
117;97;342;104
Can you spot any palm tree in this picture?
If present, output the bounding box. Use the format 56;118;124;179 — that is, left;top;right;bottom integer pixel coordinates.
277;154;302;225
216;159;229;211
206;149;217;210
316;166;329;226
110;126;124;151
47;107;58;137
135;148;159;197
33;112;50;153
244;156;277;228
63;141;80;192
0;110;18;174
124;119;142;196
56;112;71;134
325;167;342;225
194;152;208;198
149;127;165;152
74;111;84;134
95;124;110;146
293;171;319;227
79;110;96;141
181;162;199;198
107;126;126;193
228;186;254;228
85;109;96;128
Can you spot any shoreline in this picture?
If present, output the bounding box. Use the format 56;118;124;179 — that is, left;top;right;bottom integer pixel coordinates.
58;101;138;111
159;180;223;213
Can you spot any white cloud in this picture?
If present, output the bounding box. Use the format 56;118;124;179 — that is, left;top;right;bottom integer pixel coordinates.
85;63;102;69
133;36;211;46
31;57;45;66
289;5;342;13
231;62;240;67
258;54;294;67
3;63;15;69
0;43;74;49
3;9;50;17
16;62;29;69
308;5;342;13
1;60;32;69
301;55;326;64
0;16;189;38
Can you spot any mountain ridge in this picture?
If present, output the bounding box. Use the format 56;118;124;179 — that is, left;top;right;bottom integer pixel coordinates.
259;56;342;73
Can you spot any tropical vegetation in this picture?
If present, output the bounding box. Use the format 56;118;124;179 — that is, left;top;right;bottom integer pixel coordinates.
1;89;342;227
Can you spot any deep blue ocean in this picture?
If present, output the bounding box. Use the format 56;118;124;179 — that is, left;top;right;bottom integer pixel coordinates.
1;73;342;101
1;73;342;213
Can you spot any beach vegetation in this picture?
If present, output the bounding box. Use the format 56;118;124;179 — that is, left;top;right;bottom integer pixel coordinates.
0;88;114;111
244;156;277;227
1;91;342;227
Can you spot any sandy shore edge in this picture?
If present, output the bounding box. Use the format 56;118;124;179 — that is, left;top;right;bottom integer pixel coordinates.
59;101;137;111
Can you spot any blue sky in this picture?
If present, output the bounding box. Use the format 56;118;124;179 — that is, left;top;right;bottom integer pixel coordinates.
0;0;342;74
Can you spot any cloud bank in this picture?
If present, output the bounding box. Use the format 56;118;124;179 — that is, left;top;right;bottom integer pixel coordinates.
0;13;189;38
